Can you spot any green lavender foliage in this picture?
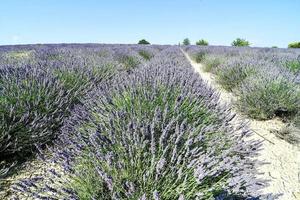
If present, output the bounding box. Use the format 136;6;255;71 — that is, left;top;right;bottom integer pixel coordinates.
0;67;71;157
193;52;206;63
138;50;153;60
202;55;223;72
216;64;256;91
235;75;300;119
284;60;300;73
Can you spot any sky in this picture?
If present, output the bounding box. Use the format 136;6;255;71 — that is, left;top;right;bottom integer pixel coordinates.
0;0;299;47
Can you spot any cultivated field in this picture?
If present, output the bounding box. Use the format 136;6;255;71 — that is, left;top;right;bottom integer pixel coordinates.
0;44;299;199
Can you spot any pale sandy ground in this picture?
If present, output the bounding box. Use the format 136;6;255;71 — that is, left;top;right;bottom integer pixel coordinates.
182;50;300;200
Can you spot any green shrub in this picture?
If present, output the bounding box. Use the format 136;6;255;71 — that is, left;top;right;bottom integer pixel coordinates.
67;85;232;199
119;55;141;71
216;64;256;91
0;67;71;158
288;42;300;48
284;60;300;73
54;64;116;103
110;85;218;125
138;50;153;60
196;39;209;46
231;38;250;47
0;62;116;159
193;52;206;63
235;77;300;120
69;156;106;200
138;39;150;45
53;69;91;104
202;56;223;72
182;38;190;45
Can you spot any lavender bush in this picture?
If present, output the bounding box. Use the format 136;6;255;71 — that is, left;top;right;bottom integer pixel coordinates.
113;47;144;71
0;66;71;158
0;44;167;197
0;44;159;161
52;61;117;104
284;59;300;73
0;44;140;183
202;55;223;73
215;61;257;91
138;50;154;60
193;51;206;63
12;47;265;199
235;74;299;119
185;45;300;123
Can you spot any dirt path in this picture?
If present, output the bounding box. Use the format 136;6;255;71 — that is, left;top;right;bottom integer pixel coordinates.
181;49;300;200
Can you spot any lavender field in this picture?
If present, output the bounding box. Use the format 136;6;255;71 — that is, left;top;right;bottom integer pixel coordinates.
184;46;300;143
0;44;299;199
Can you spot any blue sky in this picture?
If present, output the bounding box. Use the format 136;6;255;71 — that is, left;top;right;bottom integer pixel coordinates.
0;0;299;47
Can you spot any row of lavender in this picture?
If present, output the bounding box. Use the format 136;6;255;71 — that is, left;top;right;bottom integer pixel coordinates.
184;45;300;144
0;44;163;193
10;46;268;199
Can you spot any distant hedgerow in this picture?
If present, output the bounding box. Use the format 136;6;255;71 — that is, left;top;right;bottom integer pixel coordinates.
288;42;300;48
196;39;209;46
138;39;150;45
182;38;191;45
231;38;250;47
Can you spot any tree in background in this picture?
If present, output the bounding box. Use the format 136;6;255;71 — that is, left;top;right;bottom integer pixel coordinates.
231;38;250;47
183;38;191;45
288;42;300;48
138;39;150;45
196;39;209;46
